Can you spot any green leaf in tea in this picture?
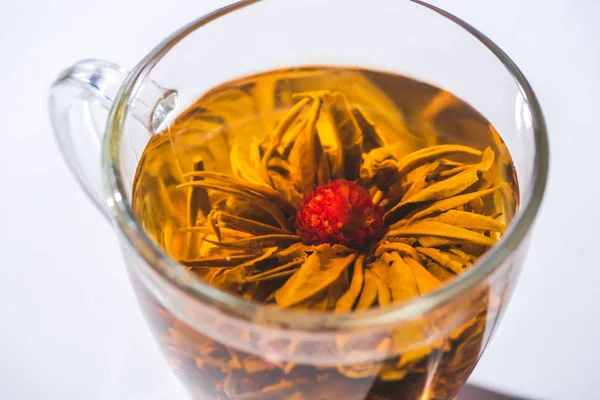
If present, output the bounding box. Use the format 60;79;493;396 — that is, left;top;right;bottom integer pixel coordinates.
275;245;357;308
387;220;496;247
356;269;379;309
335;256;365;312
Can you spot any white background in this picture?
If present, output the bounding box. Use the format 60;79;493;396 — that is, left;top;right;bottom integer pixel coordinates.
0;1;598;399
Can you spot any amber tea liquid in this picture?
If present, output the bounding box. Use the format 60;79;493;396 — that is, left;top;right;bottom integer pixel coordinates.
131;66;518;400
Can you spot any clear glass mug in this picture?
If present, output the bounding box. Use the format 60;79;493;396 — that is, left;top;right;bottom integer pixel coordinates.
48;1;549;399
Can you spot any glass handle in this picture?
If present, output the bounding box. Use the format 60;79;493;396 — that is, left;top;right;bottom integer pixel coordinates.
48;59;177;220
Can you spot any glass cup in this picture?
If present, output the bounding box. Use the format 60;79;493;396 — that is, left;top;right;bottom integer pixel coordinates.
48;1;549;399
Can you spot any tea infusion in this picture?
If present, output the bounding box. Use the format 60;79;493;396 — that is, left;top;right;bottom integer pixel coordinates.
132;67;518;400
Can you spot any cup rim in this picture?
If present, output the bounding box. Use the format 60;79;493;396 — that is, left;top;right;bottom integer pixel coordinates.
102;0;549;332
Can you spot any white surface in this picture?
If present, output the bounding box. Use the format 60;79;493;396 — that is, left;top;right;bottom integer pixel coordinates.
0;1;598;399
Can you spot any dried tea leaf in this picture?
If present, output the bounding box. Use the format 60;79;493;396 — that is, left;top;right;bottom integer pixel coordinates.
183;170;296;216
496;181;519;222
227;350;243;370
287;97;325;192
244;258;305;283
353;106;387;152
180;225;250;239
209;267;247;291
294;266;350;311
359;160;403;194
369;189;383;206
270;172;303;206
275;243;313;263
416;236;458;248
426;262;456;282
397;345;433;369
267;157;293;176
367;259;390;281
179;253;261;268
292;283;339;311
206;209;223;240
416;247;466;275
205;234;301;250
374;242;420;260
212;211;292;236
459;243;489;259
260;97;312;182
427;210;506;232
374;273;391;306
335;256;365;312
403;257;442;295
230;144;265;185
220;371;237;399
389;319;432;362
314;112;342;176
379;365;408;382
464;176;493;193
325;92;364;180
178;180;291;229
331;94;365;180
422;89;462;118
439;159;466;167
232;247;278;269
254;269;300;283
279;112;310;158
217;197;268;227
378;198;390;208
448;248;474;262
241;357;271;373
308;69;412;140
236;379;301;399
382;253;419;303
385;148;495;223
387;220;496;247
438;164;470;178
315;133;332;187
202;243;241;259
296;293;329;311
360;144;406;180
325;268;350;310
285;392;307;400
276;245;357;308
396;144;482;176
187;159;212;226
401;162;440;201
466;197;486;214
402;186;499;224
337;362;381;379
356;269;379;309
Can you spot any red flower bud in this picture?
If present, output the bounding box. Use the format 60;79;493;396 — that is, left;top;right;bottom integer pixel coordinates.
295;180;384;249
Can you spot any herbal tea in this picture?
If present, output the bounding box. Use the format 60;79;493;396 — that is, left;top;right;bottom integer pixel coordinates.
132;66;518;399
